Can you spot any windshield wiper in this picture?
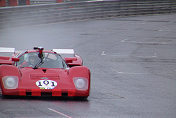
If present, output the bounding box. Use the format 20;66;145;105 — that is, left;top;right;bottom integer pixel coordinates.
33;47;45;69
33;60;44;69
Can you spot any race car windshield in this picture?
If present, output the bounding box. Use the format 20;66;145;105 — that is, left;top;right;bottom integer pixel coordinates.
17;52;67;69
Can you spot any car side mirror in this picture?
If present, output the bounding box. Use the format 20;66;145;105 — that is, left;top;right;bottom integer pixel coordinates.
65;57;77;64
12;57;19;62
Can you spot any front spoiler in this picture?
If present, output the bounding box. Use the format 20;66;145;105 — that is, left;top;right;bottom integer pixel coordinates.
1;89;89;97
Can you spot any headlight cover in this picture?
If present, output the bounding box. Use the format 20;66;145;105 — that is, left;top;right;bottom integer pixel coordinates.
73;77;88;90
2;76;19;89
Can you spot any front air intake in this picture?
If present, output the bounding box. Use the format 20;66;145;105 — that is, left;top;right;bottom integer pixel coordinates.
41;92;52;96
62;92;68;97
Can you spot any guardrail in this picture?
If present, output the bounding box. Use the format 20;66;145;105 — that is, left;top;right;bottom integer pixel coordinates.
0;0;176;27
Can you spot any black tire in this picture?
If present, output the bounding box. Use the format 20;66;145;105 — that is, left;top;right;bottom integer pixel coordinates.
74;96;88;101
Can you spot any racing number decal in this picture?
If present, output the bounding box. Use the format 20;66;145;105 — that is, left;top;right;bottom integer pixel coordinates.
43;80;49;85
36;80;57;89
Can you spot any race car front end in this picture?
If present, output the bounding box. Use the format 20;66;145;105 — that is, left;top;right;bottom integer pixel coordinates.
0;66;90;98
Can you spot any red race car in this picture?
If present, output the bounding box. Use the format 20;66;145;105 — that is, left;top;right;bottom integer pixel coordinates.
0;47;90;99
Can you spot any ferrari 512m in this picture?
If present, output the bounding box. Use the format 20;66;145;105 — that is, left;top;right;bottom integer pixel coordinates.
0;47;90;99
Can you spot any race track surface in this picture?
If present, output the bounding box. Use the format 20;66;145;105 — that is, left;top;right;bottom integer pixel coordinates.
0;13;176;118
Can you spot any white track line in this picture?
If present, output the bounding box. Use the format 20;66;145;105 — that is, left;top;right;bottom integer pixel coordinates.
116;71;148;75
121;40;169;45
48;108;72;118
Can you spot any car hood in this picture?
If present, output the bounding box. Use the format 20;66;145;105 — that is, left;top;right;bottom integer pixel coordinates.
18;67;74;90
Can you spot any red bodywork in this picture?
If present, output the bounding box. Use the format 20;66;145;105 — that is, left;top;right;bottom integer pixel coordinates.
65;55;83;67
0;50;90;98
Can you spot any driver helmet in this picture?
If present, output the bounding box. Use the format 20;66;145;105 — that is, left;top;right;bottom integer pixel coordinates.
24;53;38;63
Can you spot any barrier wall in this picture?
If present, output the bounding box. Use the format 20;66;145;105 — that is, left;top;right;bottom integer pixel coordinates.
0;0;176;27
0;0;30;7
0;0;6;7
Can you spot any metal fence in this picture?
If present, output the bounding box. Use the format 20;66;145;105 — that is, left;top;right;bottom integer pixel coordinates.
30;0;58;5
0;0;176;27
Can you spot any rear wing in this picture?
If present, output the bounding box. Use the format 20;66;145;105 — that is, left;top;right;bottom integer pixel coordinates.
0;47;15;53
52;49;75;58
0;47;16;65
52;49;74;55
0;47;15;57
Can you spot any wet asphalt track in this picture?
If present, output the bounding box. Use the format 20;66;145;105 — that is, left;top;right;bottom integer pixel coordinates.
0;13;176;118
